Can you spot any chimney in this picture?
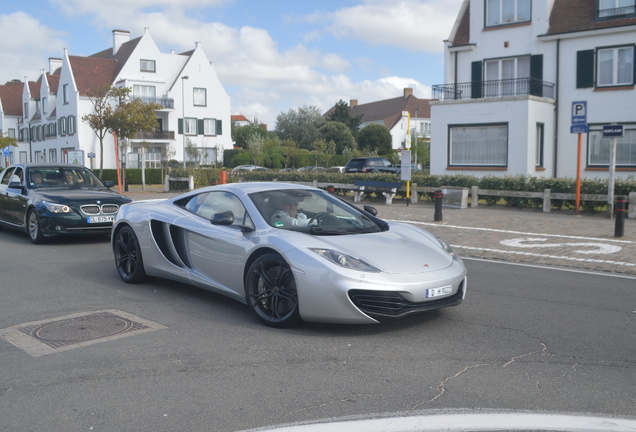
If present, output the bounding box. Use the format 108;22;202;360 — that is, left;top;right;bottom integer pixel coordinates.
112;29;130;55
404;88;413;97
350;99;358;108
49;57;63;75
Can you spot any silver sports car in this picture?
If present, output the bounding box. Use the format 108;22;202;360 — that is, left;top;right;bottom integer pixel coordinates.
111;182;467;327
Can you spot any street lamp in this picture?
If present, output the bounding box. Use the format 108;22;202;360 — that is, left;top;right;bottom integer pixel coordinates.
181;76;189;169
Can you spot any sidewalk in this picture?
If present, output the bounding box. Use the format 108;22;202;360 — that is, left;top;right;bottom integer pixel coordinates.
121;185;636;276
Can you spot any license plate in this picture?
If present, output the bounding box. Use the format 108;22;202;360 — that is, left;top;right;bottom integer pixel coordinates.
87;215;114;224
426;285;453;298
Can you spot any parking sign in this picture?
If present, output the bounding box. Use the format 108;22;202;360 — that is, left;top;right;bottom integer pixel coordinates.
571;101;587;125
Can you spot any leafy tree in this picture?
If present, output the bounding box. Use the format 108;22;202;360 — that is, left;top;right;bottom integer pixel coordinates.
247;133;265;166
312;138;336;167
232;119;267;149
280;138;301;169
319;121;356;154
275;105;325;150
327;99;362;138
0;133;18;149
185;139;200;168
357;123;393;155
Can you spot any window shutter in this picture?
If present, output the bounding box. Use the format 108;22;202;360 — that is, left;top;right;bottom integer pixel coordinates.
216;119;222;135
178;118;183;134
530;55;543;96
576;50;594;88
471;61;482;98
197;119;204;135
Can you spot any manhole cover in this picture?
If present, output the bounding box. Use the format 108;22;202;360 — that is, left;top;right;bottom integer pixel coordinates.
0;310;166;356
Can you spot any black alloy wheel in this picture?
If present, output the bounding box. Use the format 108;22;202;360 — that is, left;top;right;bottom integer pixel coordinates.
245;253;301;328
27;209;44;244
113;225;147;283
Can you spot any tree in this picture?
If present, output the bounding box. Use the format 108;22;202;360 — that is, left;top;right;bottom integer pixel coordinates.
357;123;393;155
319;121;356;154
232;119;267;149
82;85;130;177
327;99;362;138
312;138;336;167
275;105;325;150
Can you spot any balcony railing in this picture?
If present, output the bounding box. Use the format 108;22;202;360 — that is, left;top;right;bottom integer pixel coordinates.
133;130;175;140
432;78;555;101
132;96;175;109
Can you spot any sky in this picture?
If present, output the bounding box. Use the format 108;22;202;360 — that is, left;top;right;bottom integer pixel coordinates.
0;0;464;128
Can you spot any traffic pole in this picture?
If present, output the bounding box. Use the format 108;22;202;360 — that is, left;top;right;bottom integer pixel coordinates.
434;189;443;222
614;196;626;238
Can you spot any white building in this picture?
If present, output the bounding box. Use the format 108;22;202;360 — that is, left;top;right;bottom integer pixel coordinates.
431;0;636;180
1;29;232;170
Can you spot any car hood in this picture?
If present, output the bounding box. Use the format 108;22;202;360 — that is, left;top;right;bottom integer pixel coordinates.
31;188;131;204
284;222;455;274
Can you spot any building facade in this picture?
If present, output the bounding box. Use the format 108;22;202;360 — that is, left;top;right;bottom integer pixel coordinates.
431;0;636;180
0;29;232;170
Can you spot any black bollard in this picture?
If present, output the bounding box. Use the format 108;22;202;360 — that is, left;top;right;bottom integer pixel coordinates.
615;196;626;238
124;177;128;192
434;189;443;222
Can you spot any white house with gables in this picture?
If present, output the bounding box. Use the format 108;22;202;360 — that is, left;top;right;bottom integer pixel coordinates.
430;0;636;180
1;29;232;170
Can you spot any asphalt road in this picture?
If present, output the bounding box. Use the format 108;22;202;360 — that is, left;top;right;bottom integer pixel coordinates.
0;228;635;432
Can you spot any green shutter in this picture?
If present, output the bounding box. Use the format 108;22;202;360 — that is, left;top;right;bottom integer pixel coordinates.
178;118;183;134
216;119;222;135
576;50;595;88
471;61;482;98
197;119;204;135
530;55;543;96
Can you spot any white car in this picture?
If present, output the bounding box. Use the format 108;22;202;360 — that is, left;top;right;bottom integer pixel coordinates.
111;182;467;327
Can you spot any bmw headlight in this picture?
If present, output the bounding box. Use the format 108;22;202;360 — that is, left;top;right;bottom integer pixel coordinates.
309;248;380;272
437;238;460;261
43;201;72;214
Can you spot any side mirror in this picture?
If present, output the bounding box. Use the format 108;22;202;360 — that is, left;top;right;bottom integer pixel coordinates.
211;210;234;226
363;205;377;216
8;181;23;190
104;181;115;188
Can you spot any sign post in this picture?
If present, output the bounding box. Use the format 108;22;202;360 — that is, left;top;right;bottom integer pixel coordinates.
603;124;623;218
571;101;588;215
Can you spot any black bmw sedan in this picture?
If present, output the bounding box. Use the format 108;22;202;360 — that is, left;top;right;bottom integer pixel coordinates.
0;163;132;244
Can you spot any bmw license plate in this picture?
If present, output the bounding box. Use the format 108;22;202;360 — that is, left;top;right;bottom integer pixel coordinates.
426;285;452;298
87;215;114;223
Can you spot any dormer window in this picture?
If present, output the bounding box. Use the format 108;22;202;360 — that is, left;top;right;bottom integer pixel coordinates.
598;0;636;18
140;59;156;72
486;0;531;27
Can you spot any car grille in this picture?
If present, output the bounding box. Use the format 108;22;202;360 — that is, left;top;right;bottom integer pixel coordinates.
80;204;120;215
348;281;464;321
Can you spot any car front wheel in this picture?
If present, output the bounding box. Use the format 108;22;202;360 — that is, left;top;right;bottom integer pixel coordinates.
113;225;146;283
245;253;301;328
27;209;44;244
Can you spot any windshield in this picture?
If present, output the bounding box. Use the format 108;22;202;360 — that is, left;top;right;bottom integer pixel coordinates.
27;167;107;190
249;189;384;235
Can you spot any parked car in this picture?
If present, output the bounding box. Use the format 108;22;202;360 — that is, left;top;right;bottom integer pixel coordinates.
111;182;467;328
231;165;271;173
344;157;401;174
297;166;327;172
327;166;346;173
0;163;132;244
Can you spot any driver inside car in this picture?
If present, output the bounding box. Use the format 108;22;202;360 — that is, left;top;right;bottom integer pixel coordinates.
270;198;313;228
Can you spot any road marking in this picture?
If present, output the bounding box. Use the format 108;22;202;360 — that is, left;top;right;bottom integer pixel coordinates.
500;238;622;254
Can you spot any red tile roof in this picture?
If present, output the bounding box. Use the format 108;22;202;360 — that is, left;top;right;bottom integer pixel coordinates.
0;81;24;116
68;55;118;97
548;0;636;34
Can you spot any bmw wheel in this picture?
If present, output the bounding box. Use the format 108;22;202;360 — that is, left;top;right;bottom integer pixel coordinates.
27;209;44;244
245;253;300;328
113;225;147;283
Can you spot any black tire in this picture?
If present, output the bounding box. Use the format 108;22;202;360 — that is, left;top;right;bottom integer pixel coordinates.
113;225;147;283
27;209;45;244
245;253;301;328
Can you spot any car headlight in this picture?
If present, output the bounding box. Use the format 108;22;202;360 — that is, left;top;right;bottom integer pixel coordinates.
437;238;460;261
43;201;72;213
309;248;380;272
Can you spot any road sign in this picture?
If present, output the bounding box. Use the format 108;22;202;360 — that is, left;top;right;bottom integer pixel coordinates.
3;147;10;157
571;101;587;125
571;124;588;134
603;124;623;138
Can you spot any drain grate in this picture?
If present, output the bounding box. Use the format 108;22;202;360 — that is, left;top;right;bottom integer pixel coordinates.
0;310;166;357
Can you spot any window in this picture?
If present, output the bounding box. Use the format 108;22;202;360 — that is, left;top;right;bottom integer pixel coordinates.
486;0;531;26
598;0;635;17
588;125;636;167
193;88;207;106
49;149;57;163
42;97;47;114
68;116;76;135
140;59;156;72
24;102;28;118
184;118;197;135
183;191;250;227
63;84;69;104
597;46;634;87
8;128;15;138
536;123;544;167
484;56;530;96
133;85;156;103
449;124;508;166
59;117;67;136
203;118;217;135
